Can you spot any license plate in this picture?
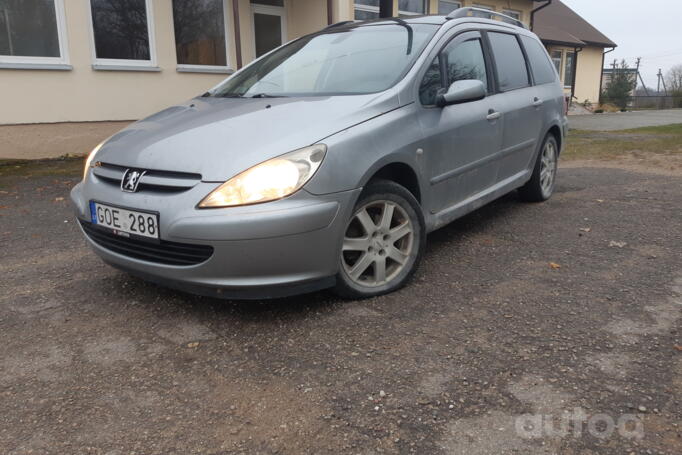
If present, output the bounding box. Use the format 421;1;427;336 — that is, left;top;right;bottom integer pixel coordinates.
89;201;159;239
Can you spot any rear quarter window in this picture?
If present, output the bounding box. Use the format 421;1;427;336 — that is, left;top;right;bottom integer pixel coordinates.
487;32;529;91
520;35;558;85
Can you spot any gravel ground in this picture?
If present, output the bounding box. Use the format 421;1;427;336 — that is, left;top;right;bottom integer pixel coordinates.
569;109;682;131
1;162;681;454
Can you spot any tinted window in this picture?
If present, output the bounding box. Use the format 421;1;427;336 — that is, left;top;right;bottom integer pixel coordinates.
487;32;529;91
214;24;438;97
419;38;488;106
0;0;60;58
90;0;151;60
173;0;226;66
520;35;556;85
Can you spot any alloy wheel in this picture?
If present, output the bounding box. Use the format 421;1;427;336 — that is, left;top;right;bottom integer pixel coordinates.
341;200;414;288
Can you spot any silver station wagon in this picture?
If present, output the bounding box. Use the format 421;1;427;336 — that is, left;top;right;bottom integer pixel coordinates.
71;8;567;299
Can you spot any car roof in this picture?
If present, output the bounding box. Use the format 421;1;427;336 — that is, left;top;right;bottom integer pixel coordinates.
326;15;529;34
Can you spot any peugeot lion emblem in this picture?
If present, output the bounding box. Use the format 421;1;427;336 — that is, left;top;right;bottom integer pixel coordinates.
121;169;146;193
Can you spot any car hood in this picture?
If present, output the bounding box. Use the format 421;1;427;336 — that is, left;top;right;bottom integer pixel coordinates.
95;94;400;182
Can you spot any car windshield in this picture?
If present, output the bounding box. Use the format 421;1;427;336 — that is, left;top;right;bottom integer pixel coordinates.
212;23;438;98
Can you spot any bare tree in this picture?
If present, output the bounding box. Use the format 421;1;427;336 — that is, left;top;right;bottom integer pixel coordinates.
666;64;682;92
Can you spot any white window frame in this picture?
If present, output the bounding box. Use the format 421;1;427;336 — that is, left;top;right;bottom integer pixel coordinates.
173;0;233;73
0;0;70;67
86;0;157;70
399;0;428;16
250;3;287;59
502;8;522;21
438;0;462;14
354;2;380;19
472;3;495;10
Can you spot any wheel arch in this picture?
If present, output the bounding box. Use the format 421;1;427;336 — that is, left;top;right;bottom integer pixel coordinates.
361;160;423;204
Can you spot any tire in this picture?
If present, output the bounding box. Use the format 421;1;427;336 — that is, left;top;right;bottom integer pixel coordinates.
519;134;559;202
333;180;425;299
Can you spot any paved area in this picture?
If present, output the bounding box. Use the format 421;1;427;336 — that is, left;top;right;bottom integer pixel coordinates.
0;121;132;160
569;109;682;131
1;162;681;454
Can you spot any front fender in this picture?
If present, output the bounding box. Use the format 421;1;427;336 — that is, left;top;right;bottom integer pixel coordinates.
304;104;425;197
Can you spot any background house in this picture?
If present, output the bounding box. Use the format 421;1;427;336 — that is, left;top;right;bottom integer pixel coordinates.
532;0;616;105
0;0;612;158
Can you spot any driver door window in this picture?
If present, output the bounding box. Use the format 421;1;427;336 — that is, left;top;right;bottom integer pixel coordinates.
419;38;488;106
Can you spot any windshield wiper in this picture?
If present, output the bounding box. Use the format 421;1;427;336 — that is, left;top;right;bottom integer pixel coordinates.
216;93;244;98
251;93;287;98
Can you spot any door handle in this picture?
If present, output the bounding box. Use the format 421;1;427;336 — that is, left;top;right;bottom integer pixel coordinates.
532;97;543;107
486;110;501;121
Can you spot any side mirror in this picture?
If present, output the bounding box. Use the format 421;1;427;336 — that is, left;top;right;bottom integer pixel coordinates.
436;79;487;108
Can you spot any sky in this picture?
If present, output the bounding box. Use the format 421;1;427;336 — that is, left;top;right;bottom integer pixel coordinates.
561;0;682;90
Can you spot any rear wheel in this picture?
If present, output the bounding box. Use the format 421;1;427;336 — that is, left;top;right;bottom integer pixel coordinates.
519;134;559;202
333;180;425;299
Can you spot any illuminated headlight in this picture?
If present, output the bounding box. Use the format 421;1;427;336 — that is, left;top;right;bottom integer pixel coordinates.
198;144;327;208
83;141;104;181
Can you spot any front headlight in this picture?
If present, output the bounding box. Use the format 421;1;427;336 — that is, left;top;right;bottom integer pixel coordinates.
198;144;327;208
83;141;104;181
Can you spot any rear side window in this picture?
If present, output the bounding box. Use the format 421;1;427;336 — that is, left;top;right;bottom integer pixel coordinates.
487;32;529;91
419;38;488;106
520;35;557;85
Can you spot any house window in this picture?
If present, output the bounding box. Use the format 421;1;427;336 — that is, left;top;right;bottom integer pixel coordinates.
472;3;494;10
172;0;228;68
354;0;380;20
438;0;461;14
551;50;562;77
89;0;155;66
502;9;522;21
564;51;575;88
0;0;69;66
399;0;427;15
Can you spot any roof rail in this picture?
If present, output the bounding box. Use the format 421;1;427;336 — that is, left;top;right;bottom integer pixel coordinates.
324;20;355;30
446;7;527;29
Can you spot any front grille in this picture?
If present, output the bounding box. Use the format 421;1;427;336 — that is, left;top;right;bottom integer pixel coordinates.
80;220;213;266
92;163;202;193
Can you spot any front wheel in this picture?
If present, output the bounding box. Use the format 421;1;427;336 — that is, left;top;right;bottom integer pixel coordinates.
519;134;559;202
333;180;425;299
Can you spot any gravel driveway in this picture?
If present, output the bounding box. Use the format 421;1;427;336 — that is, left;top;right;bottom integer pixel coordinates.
1;162;681;454
569;109;682;131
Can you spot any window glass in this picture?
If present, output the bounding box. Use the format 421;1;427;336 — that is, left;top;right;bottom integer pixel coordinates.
399;0;426;14
173;0;226;66
438;1;461;14
520;35;556;85
551;50;562;76
487;32;529;91
0;0;60;58
214;24;438;97
90;0;151;61
502;9;521;20
564;51;575;87
419;58;441;105
251;0;284;5
419;38;487;106
354;0;380;20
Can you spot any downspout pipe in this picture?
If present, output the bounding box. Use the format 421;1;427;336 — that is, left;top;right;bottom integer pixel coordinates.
571;46;583;102
379;0;393;18
327;0;333;25
598;47;616;105
530;0;552;31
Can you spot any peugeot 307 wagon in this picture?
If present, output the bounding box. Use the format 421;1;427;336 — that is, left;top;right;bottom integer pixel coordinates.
71;8;568;299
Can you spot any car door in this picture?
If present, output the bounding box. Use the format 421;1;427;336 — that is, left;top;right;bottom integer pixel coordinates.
416;31;503;215
485;31;543;181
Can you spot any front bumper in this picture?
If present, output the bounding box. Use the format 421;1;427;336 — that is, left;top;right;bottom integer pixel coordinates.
70;178;360;298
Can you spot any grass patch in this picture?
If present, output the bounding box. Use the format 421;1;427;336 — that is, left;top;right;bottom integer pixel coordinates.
0;156;84;179
564;123;682;161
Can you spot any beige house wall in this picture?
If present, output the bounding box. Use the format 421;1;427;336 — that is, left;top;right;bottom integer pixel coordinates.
547;44;604;104
573;46;603;104
0;0;540;127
